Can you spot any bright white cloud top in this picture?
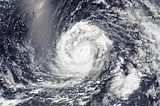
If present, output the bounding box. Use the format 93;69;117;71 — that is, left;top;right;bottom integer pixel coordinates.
52;21;112;78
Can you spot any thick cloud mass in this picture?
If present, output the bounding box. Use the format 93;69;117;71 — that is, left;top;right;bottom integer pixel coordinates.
53;21;112;78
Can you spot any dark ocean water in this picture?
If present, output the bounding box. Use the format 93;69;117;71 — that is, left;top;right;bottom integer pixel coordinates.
0;0;160;106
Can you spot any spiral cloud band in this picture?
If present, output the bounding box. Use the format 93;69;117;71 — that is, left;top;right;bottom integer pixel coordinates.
52;21;112;78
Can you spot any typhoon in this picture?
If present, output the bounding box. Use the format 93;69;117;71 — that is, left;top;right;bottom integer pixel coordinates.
52;21;112;80
0;0;160;106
